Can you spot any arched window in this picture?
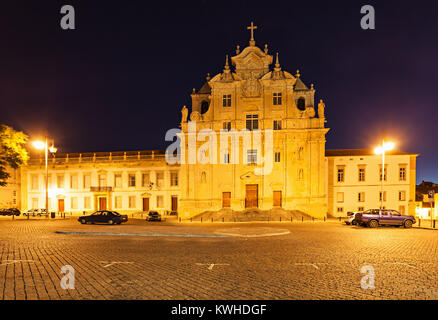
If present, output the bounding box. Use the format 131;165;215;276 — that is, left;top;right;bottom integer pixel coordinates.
201;171;207;183
297;97;306;111
201;101;209;114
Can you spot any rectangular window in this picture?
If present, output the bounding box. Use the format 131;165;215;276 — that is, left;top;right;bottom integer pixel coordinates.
48;174;53;189
156;195;164;208
337;168;345;182
399;167;407;181
84;197;91;209
156;172;164;187
358;168;366;182
31;175;39;190
337;207;344;213
379;191;387;202
223;122;231;131
273;92;282;105
115;196;122;209
170;172;178;186
83;174;91;189
275;152;281;163
358;207;364;212
32;198;38;209
128;174;136;187
247;149;257;165
142;173;150;187
399;191;406;201
128;196;136;209
222;94;231;107
114;174;122;188
337;192;344;203
70;174;78;189
358;192;365;202
246;114;259;130
223;153;230;164
57;175;65;188
98;174;107;187
71;197;78;210
273;120;282;130
379;167;387;181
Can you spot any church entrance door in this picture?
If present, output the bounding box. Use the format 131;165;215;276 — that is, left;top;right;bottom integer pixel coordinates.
142;198;150;212
171;196;178;211
98;197;107;211
222;192;231;208
245;184;258;208
58;199;65;212
273;191;282;207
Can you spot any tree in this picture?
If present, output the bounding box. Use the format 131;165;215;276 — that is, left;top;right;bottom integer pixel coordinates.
0;125;29;186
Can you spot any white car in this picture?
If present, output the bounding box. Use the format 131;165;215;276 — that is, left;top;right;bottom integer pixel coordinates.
345;211;359;225
23;208;49;217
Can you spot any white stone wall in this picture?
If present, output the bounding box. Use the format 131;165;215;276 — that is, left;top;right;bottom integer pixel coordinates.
22;162;180;215
327;154;415;216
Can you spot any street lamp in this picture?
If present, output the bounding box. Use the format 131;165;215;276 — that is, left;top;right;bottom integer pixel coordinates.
32;137;57;218
374;140;395;210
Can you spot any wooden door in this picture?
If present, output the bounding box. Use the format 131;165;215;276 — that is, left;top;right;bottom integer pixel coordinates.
171;196;178;211
99;197;107;210
58;199;64;212
245;184;258;208
222;192;231;208
273;191;282;207
143;198;150;212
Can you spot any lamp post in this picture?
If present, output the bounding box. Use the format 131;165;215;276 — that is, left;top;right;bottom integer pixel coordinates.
32;137;57;218
374;140;395;210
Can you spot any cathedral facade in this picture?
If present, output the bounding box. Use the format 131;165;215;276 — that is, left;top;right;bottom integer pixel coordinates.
178;24;328;218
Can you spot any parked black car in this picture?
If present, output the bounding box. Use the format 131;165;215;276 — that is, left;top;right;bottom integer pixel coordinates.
0;208;20;216
146;211;161;221
78;210;128;225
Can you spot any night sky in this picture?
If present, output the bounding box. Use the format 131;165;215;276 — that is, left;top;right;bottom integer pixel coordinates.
1;0;437;183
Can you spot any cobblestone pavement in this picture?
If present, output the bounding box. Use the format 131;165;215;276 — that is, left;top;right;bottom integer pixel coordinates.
0;217;437;300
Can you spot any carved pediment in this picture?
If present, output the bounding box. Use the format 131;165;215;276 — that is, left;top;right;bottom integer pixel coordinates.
231;45;273;80
243;53;264;70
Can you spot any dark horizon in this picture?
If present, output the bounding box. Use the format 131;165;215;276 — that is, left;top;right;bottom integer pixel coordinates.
1;0;437;183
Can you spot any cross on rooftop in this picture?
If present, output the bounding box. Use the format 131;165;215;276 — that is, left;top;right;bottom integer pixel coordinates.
247;22;258;46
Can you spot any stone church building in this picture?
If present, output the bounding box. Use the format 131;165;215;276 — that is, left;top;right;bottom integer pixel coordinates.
179;24;328;218
17;24;417;219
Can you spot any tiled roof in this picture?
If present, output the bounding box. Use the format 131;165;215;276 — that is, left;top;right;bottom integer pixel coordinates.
197;82;211;94
294;78;309;91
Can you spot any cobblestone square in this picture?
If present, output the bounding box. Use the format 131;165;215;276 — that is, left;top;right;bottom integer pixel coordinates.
0;217;437;300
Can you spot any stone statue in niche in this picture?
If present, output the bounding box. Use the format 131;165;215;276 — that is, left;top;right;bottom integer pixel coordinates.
318;99;325;119
181;105;188;123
